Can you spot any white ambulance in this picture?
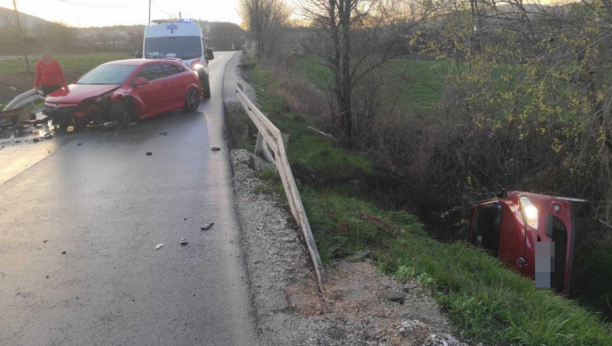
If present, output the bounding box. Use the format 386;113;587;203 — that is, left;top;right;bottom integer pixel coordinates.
138;19;214;98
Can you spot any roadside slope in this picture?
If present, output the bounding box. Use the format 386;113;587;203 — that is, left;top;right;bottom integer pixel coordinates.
223;52;474;346
224;55;612;346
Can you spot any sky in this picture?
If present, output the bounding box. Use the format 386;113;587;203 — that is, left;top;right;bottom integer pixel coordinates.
1;0;243;28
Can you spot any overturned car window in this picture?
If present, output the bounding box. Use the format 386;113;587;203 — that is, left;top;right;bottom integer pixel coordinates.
77;65;137;85
144;36;202;60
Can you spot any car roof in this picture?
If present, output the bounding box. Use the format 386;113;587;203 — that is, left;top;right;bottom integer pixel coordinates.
102;59;182;66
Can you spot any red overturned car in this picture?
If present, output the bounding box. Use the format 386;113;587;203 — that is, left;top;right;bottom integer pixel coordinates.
43;59;203;131
469;190;586;294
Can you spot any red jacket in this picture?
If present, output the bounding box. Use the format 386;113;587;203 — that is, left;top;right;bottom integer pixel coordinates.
34;59;67;88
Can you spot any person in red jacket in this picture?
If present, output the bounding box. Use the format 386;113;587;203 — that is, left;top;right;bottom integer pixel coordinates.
34;43;68;96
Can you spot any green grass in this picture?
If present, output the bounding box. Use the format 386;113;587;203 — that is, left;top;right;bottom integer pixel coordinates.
296;56;450;110
0;53;131;76
249;64;371;183
239;61;612;346
572;242;612;318
296;56;333;87
295;56;532;112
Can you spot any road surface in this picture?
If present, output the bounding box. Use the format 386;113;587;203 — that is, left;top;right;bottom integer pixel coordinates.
0;51;258;346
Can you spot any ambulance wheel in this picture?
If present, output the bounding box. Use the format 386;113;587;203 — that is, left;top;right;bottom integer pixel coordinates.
201;75;211;99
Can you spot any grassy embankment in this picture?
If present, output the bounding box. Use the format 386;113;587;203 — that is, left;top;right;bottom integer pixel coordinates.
230;60;612;345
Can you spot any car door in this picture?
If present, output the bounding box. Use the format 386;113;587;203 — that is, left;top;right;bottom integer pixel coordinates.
132;64;165;115
159;63;185;107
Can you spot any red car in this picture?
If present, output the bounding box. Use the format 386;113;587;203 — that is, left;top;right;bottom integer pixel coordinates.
469;190;582;294
43;59;203;130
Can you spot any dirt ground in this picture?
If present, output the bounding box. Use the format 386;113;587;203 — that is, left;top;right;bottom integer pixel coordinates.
286;261;460;346
0;71;32;105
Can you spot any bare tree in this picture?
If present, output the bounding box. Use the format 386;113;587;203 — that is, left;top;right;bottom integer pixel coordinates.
0;11;20;41
238;0;292;59
301;0;436;141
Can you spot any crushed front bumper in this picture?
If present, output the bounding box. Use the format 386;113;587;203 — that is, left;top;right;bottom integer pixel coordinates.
42;106;77;119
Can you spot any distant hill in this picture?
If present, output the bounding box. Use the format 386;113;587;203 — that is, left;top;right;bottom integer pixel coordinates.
0;6;55;42
0;7;245;53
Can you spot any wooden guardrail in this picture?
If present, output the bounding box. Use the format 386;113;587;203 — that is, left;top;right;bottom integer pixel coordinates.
235;83;325;292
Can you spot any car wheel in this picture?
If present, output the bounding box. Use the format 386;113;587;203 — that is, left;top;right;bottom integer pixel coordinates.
110;99;137;124
184;87;201;111
75;117;89;129
201;76;211;99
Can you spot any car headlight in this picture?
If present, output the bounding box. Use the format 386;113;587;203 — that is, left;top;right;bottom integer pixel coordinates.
192;63;204;70
519;196;539;229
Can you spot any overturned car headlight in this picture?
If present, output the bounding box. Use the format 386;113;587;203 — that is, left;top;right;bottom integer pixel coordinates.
519;196;539;229
192;63;204;70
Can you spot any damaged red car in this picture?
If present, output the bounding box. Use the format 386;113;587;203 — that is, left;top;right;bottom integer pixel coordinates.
42;59;203;130
469;190;584;294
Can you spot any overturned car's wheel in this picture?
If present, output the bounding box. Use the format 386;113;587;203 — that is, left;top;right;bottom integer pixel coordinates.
184;87;201;111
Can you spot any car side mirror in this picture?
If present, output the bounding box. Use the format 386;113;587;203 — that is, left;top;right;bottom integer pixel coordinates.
134;51;143;58
134;77;149;87
205;48;214;60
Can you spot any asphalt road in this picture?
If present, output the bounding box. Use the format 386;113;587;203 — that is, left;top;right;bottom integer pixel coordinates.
0;51;258;346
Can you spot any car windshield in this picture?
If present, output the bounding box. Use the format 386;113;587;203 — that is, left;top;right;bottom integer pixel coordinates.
77;65;137;85
144;36;202;60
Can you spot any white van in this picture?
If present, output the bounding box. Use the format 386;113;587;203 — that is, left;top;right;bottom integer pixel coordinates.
138;19;214;98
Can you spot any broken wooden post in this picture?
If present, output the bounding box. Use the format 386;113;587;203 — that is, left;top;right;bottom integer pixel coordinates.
306;126;338;143
254;132;264;156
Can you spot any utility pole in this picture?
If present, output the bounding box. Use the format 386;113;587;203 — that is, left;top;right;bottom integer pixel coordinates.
179;12;181;20
148;0;151;25
12;0;31;74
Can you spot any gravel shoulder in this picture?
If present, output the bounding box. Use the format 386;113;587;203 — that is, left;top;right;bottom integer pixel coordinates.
223;52;477;346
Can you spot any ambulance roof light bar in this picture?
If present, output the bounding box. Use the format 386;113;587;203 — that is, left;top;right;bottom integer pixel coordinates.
151;19;198;24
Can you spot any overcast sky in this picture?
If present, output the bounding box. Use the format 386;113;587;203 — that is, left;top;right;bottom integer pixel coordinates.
2;0;568;28
1;0;243;27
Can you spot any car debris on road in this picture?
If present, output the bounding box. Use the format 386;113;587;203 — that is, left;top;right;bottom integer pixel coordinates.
201;223;214;230
211;147;220;151
155;243;164;250
180;238;188;246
